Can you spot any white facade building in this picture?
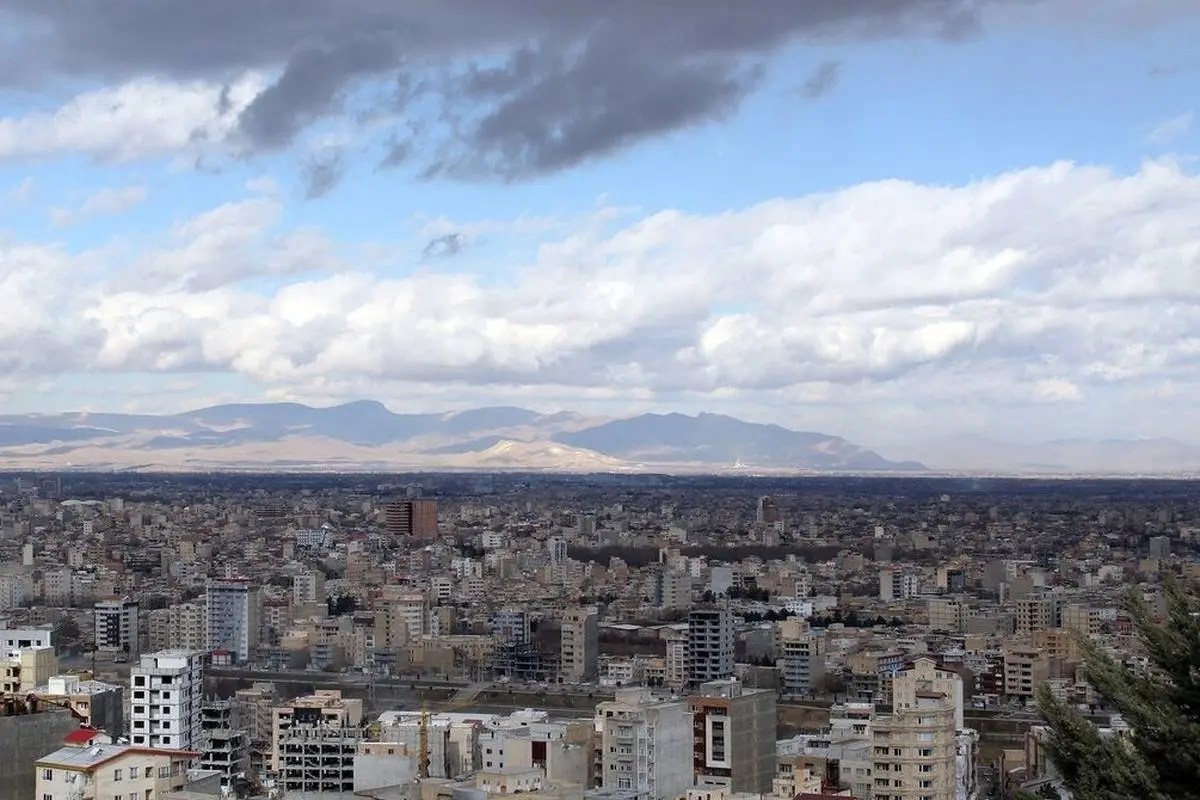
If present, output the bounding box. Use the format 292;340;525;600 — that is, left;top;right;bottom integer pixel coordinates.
205;579;260;663
0;621;53;658
595;687;694;799
130;650;205;752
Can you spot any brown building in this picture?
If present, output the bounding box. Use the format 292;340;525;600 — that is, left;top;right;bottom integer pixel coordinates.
384;499;438;539
689;678;776;794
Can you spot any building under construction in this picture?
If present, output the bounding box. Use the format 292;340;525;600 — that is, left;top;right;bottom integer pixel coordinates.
272;690;364;797
200;699;249;789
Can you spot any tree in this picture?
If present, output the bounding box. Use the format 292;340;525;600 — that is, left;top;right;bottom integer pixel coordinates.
1028;579;1200;800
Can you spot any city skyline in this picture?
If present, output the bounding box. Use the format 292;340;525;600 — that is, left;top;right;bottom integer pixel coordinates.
2;1;1200;446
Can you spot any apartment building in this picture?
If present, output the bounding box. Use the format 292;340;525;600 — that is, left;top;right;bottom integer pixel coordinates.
926;598;970;633
129;650;205;751
560;605;599;682
595;687;693;799
206;579;260;663
880;568;920;601
892;657;965;730
34;743;196;799
687;607;734;686
0;621;53;656
1015;596;1063;635
777;618;825;696
146;601;207;653
872;693;958;800
292;569;326;605
1;645;56;693
689;679;776;793
1003;646;1050;701
93;597;138;656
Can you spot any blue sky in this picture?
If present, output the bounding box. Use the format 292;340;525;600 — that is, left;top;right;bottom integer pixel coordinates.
1;0;1199;448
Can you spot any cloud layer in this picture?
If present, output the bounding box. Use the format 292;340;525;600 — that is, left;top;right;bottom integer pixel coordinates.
3;159;1200;434
0;0;1096;180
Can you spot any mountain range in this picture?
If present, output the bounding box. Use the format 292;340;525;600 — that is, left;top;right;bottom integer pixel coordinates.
0;402;925;473
1;402;1195;474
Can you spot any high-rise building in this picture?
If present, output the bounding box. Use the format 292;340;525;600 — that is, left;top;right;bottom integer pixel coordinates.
777;617;825;696
595;688;694;799
206;579;260;663
892;657;965;730
383;499;439;539
1149;535;1171;560
880;567;920;601
547;537;568;565
130;650;205;751
687;607;734;685
756;496;779;525
871;692;958;800
94;596;139;656
292;570;326;606
560;605;599;682
577;514;596;539
689;678;776;793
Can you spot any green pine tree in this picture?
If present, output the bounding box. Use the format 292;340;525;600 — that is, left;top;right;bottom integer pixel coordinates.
1023;578;1200;800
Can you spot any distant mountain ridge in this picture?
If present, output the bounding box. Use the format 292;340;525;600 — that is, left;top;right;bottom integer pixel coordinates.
0;402;923;473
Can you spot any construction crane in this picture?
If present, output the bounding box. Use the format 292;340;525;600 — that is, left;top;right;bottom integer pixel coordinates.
363;684;485;779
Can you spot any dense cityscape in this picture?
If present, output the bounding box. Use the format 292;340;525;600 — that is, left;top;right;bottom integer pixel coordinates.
0;472;1191;799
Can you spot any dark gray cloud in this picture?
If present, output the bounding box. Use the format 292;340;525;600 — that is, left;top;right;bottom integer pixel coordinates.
3;0;1064;180
423;233;467;259
301;150;344;200
379;138;412;171
800;61;842;100
238;35;403;150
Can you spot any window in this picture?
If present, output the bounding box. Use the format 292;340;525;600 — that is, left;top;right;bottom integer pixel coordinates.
129;767;138;780
42;769;52;780
44;795;53;800
114;769;123;781
145;767;153;778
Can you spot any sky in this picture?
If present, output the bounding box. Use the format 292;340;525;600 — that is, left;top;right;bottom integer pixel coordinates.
1;0;1199;448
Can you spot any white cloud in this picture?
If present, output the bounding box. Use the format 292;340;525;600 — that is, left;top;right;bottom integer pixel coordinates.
1145;111;1194;146
50;185;149;227
5;158;1200;441
0;74;265;163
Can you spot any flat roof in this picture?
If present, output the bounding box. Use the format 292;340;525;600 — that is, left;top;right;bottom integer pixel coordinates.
37;744;198;770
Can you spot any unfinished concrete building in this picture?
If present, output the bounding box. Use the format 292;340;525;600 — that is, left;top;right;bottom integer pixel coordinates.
200;699;249;789
272;690;364;796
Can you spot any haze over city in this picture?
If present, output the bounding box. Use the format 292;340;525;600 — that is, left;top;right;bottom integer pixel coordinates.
1;0;1198;461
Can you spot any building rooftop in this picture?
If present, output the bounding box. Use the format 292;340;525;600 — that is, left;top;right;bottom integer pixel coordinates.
37;743;198;770
37;677;122;696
